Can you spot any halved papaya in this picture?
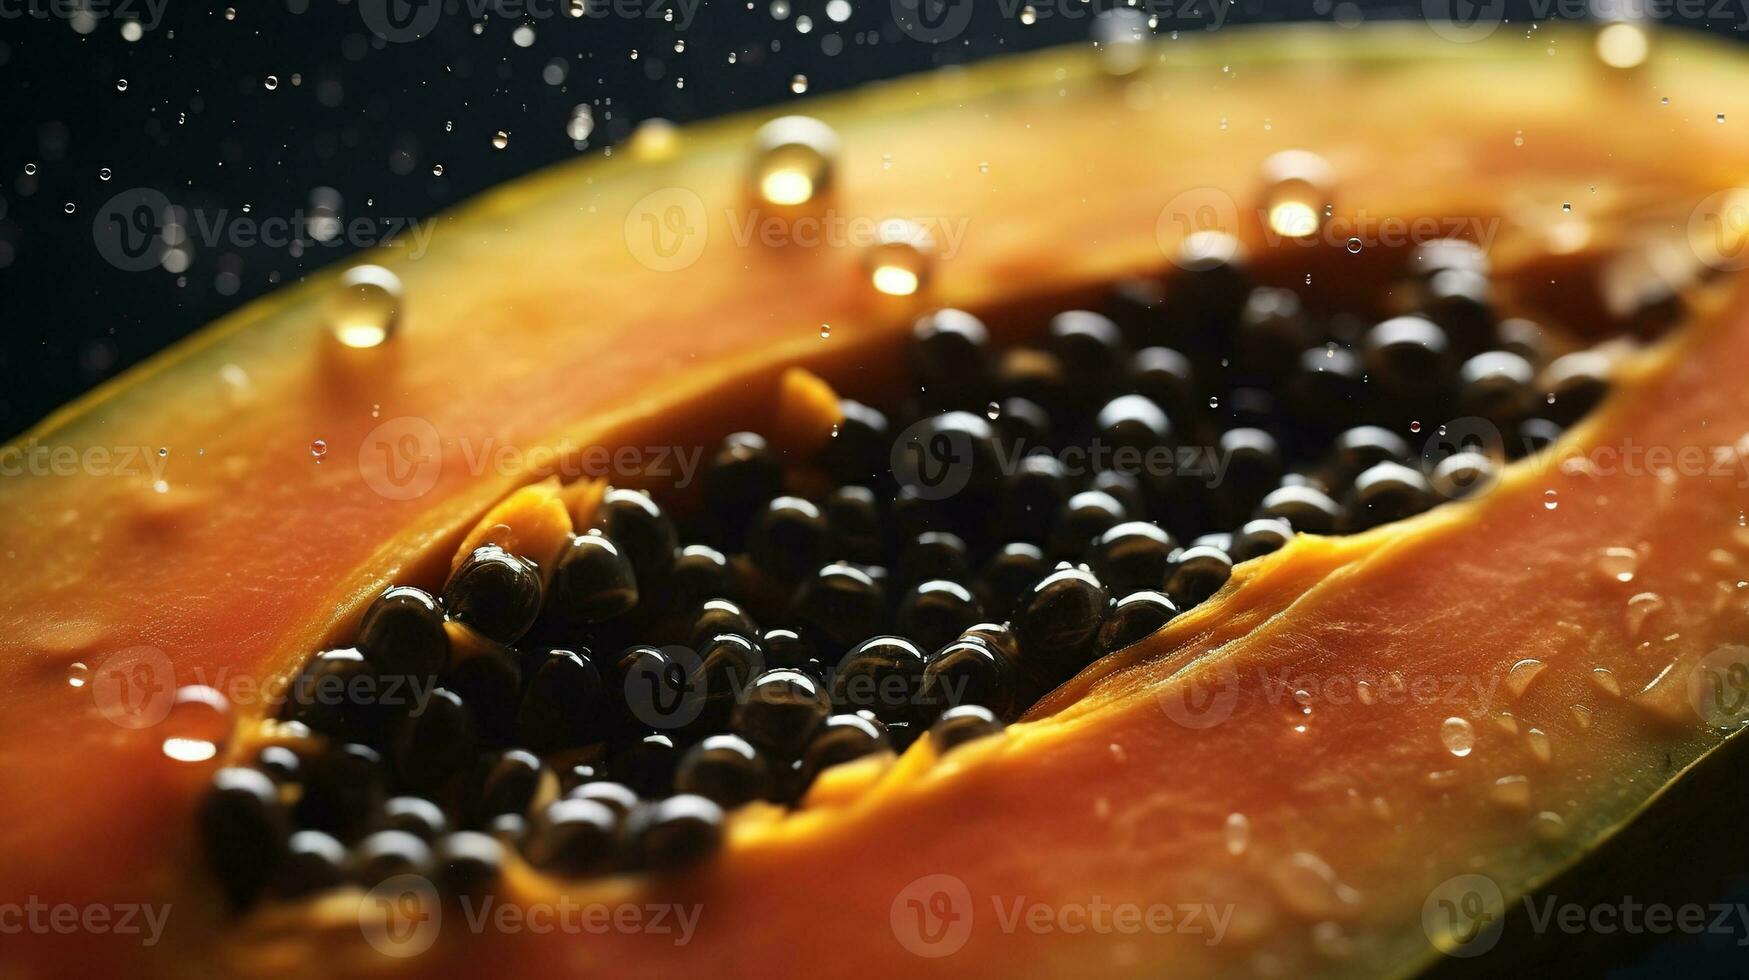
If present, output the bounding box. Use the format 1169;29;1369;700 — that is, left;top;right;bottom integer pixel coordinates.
4;21;1749;979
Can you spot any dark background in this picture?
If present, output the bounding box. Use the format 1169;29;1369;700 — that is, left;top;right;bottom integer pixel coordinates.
3;0;1742;438
1;3;1747;972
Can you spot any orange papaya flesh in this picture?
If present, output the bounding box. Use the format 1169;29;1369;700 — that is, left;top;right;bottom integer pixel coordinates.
1;21;1748;977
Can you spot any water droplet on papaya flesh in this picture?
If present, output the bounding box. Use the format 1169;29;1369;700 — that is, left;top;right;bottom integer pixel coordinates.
329;265;403;348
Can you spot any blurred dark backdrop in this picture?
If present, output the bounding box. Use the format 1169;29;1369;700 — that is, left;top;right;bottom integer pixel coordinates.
2;0;1743;437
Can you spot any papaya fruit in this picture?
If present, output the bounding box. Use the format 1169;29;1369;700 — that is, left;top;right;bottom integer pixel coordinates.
5;19;1749;979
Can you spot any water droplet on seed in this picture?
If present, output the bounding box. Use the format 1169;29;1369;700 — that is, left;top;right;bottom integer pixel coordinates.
1439;716;1475;757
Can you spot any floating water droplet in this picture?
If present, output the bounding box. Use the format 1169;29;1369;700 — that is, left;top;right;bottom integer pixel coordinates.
99;167;112;181
1596;546;1638;584
116;78;128;92
1561;202;1571;212
161;685;233;764
1525;727;1551;763
1543;489;1559;511
1020;4;1038;25
1345;237;1363;254
1208;396;1220;409
513;24;536;47
264;75;279;91
492;130;510;150
1261;151;1333;240
431;163;444;176
1489;774;1532;809
1719;113;1727;124
1409;420;1422;434
63;202;76;215
818;323;831;340
1439;717;1475;757
567;104;595;142
23;162;37;176
328;265;404;349
1093;9;1149;77
985;401;1001;421
66;661;90;688
790;74;809;95
1224;812;1249;856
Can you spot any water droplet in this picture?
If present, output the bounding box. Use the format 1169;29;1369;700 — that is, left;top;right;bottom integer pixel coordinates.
264;75;279;91
1543;489;1559;511
1660;96;1671;105
818;323;831;340
23;162;37;176
1207;396;1220;409
864;220;933;297
161;685;233;764
752;116;837;207
116;78;129;92
63;202;76;215
1561;202;1571;212
328;265;403;348
985;401;1001;421
1269;852;1362;920
1311;921;1354;960
1489;774;1532;809
567;104;596;142
1224;812;1249;856
66;662;90;688
1624;591;1667;638
1525;727;1551;763
790;74;809;95
431;163;444;177
1345;237;1363;254
1534;810;1567;840
492;130;510;150
1592;666;1622;696
1355;680;1375;705
1570;703;1594;729
1439;717;1475;757
1093;9;1149;77
1719;113;1727;124
1020;4;1038;24
1493;712;1519;735
1409;420;1422;434
1506;659;1547;698
1596;546;1638;584
99;167;112;181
